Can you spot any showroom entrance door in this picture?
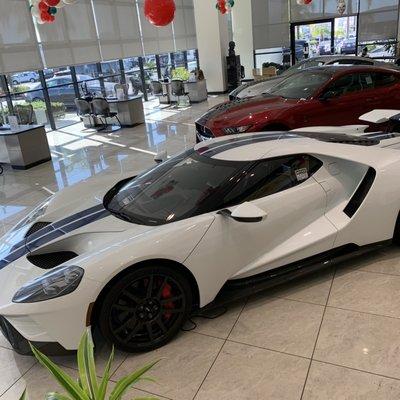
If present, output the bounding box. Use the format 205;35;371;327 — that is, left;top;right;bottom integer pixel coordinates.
290;16;358;63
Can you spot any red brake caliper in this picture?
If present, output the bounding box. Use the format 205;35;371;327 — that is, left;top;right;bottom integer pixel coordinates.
161;282;174;320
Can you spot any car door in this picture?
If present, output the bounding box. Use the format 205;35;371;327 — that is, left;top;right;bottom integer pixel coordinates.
366;71;400;110
185;154;337;301
301;73;369;127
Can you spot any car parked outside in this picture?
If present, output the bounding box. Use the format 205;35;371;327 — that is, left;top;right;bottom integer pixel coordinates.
24;75;116;107
10;71;39;85
340;38;356;54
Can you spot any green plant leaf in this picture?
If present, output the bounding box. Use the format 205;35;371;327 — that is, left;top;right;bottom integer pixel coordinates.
97;346;115;400
45;393;73;400
109;360;160;400
30;344;90;400
77;328;98;398
18;388;28;400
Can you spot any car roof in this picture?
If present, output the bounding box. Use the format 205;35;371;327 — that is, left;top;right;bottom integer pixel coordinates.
193;131;380;162
302;64;400;75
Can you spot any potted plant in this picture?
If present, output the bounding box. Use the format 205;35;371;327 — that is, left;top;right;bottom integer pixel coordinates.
19;328;160;400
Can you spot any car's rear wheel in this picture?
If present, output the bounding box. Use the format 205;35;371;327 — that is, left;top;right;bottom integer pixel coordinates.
12;80;18;85
98;266;192;352
393;212;400;245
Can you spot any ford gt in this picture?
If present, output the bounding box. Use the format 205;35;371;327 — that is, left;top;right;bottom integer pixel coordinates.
197;65;400;142
2;130;400;354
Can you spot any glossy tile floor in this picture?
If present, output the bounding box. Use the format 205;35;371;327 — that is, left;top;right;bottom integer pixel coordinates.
2;97;400;399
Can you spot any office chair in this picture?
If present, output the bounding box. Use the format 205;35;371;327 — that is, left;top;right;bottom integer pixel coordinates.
91;97;122;132
151;80;169;105
114;83;129;97
170;80;190;107
14;104;35;125
75;98;95;129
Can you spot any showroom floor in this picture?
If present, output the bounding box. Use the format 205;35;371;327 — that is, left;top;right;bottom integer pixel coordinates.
2;96;400;399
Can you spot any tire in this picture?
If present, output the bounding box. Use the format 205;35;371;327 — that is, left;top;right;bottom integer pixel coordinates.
261;124;289;132
12;80;18;85
393;212;400;245
30;78;35;83
98;265;193;353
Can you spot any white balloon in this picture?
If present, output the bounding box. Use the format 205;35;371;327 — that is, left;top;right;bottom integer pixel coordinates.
296;0;306;4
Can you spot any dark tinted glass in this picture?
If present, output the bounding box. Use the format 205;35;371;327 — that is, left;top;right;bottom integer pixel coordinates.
324;73;363;96
105;151;246;225
372;72;398;88
224;155;322;205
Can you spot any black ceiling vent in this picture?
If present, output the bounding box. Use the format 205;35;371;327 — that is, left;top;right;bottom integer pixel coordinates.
25;222;52;238
27;251;78;269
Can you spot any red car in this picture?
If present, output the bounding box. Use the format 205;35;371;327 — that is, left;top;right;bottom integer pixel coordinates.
195;65;400;141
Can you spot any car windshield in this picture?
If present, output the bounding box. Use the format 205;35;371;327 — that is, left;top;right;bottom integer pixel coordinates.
104;150;247;225
269;71;332;99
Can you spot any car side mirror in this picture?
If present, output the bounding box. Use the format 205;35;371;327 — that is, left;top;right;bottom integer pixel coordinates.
218;202;267;223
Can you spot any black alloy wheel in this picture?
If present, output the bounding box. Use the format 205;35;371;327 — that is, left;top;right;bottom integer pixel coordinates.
98;266;192;352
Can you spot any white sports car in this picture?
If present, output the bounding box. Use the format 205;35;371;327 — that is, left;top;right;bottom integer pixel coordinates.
2;129;400;354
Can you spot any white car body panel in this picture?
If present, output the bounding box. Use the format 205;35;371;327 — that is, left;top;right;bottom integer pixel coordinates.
2;130;400;350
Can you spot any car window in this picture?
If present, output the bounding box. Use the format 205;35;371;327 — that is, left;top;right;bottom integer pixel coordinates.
46;79;58;88
223;155;322;205
323;73;364;96
105;150;247;225
372;72;398;88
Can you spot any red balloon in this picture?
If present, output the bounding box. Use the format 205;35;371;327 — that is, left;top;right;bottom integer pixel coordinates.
144;0;176;27
38;1;49;11
304;0;312;3
44;0;60;6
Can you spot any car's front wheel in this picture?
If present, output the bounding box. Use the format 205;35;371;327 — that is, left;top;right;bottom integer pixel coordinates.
98;265;192;352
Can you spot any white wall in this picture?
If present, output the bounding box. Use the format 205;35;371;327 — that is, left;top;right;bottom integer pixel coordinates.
193;0;229;92
231;0;254;79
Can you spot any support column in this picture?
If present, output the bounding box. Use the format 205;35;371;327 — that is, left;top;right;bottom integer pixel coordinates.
231;0;254;80
193;0;229;93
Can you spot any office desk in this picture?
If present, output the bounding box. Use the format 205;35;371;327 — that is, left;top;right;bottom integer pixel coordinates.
0;125;50;169
160;80;208;103
108;95;145;126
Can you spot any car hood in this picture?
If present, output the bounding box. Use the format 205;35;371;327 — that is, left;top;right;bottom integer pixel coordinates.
198;95;299;127
0;172;143;273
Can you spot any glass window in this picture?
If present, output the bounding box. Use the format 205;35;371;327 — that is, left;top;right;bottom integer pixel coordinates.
187;49;198;71
270;71;332;99
75;63;99;79
0;97;9;125
123;57;144;96
224;155;323;205
11;94;50;128
173;51;186;68
105;150;246;226
159;53;173;79
101;60;120;77
6;70;41;95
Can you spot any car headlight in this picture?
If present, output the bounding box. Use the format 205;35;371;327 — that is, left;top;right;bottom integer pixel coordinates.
14;198;51;231
12;265;84;303
223;126;252;135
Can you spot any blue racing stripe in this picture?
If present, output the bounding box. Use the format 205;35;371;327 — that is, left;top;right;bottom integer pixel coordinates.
0;203;110;270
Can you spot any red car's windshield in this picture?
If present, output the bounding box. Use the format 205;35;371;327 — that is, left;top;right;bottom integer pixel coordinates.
270;71;332;99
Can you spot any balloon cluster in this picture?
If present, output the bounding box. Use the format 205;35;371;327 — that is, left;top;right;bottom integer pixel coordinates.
216;0;234;14
30;0;77;25
144;0;176;27
296;0;312;4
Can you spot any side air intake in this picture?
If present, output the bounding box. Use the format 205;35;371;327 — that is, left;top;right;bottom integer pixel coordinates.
344;168;376;218
27;251;78;269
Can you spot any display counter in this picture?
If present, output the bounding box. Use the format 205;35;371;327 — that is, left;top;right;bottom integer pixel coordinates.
0;125;50;169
